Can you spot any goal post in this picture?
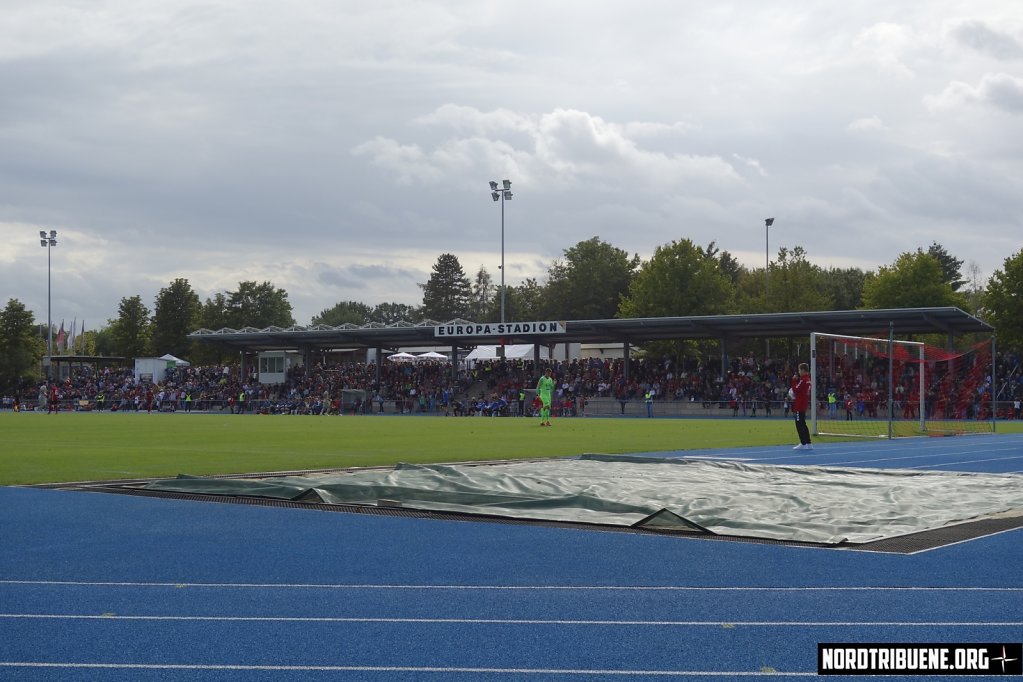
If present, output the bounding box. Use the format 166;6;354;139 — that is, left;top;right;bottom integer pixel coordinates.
810;332;995;439
811;332;924;438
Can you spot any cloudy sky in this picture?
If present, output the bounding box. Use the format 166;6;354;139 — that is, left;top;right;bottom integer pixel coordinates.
2;1;1021;329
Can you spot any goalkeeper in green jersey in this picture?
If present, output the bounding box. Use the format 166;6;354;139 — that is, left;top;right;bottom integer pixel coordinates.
536;368;555;426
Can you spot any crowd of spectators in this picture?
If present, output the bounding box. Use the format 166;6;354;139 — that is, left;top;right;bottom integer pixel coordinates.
4;348;1021;420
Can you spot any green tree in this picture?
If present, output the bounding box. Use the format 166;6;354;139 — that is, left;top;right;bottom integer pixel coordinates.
705;241;745;286
962;261;985;317
618;239;733;362
544;237;640;320
862;250;967;309
371;302;422;325
0;299;43;390
71;329;97;356
927;242;966;292
187;294;232;364
820;267;866;311
111;295;151;360
199;293;229;329
767;246;832;312
468;266;496;321
984;249;1023;350
225;281;295;329
151;278;201;358
735;246;831;314
504;278;546;322
313;300;373;326
420;253;471;320
618;239;733;318
92;324;117;357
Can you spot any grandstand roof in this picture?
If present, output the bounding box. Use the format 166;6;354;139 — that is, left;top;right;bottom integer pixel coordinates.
188;307;992;353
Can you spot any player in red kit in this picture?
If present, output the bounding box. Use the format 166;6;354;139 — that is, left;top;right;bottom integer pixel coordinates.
791;362;813;450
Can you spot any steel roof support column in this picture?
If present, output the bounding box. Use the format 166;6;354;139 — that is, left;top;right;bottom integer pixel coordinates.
623;342;631;383
991;334;997;433
720;338;727;387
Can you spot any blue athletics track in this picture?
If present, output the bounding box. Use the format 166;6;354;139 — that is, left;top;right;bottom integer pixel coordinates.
1;433;1022;681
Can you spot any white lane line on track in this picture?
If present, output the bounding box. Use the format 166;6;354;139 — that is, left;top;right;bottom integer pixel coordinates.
2;580;1021;591
0;662;817;676
905;454;1023;469
788;450;1023;468
2;613;1021;626
6;580;1023;593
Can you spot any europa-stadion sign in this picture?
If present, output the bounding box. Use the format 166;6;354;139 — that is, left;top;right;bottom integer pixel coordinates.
434;321;566;338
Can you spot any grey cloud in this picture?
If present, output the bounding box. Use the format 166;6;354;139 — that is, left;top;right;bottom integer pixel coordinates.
316;269;366;290
314;263;424;290
949;20;1023;60
4;2;1022;327
981;72;1023;112
929;73;1023;114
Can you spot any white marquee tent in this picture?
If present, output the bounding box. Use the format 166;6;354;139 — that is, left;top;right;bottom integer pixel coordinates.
159;353;191;367
463;345;549;362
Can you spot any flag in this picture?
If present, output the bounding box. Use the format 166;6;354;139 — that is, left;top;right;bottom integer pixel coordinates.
69;317;76;352
55;321;66;351
80;320;86;353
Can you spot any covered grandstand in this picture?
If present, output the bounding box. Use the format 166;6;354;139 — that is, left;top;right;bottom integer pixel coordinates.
188;307;993;384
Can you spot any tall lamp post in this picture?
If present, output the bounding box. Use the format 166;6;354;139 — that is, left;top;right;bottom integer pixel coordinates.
764;217;774;360
39;229;57;380
489;179;513;323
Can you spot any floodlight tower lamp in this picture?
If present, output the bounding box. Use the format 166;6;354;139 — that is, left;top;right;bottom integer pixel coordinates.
488;179;513;323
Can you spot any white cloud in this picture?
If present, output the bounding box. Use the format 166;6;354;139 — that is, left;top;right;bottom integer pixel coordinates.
847;116;891;134
355;106;742;196
732;154;768;177
351;137;450;186
852;22;921;78
926;72;1023;113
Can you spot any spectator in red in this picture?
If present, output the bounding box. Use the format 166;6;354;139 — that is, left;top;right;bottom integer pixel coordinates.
48;383;59;414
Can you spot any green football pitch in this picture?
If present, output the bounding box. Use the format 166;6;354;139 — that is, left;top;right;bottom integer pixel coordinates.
2;412;1019;486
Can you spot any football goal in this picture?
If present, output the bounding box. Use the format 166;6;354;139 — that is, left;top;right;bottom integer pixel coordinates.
810;332;995;438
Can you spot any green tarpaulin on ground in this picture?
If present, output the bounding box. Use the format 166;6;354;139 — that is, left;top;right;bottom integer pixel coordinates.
145;456;1023;545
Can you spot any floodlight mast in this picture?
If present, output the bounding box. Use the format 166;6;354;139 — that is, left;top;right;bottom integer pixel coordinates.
489;179;513;323
39;229;57;379
764;217;774;358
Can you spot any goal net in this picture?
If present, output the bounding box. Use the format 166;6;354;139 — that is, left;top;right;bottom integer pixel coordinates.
811;333;994;438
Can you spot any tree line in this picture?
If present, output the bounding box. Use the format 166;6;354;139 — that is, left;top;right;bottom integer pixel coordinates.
2;236;1021;391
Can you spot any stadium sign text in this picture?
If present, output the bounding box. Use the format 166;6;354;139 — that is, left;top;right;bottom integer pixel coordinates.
435;321;566;338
